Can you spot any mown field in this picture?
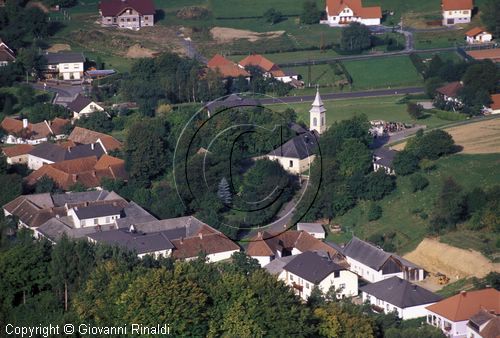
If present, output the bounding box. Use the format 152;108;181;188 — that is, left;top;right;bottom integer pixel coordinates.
268;95;452;129
330;153;500;257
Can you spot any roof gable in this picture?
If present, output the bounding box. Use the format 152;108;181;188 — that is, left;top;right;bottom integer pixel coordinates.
442;0;473;11
99;0;155;16
268;131;318;160
283;251;344;284
326;0;382;19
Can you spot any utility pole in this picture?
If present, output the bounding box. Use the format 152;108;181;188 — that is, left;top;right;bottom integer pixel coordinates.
307;58;311;88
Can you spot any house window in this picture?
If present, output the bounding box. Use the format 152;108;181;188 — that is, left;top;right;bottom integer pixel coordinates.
386;304;390;311
463;10;469;14
339;283;345;290
333;271;340;278
127;18;130;22
94;218;98;225
133;18;136;21
145;16;149;20
289;160;293;167
105;217;110;223
107;18;111;22
113;18;117;23
306;282;310;289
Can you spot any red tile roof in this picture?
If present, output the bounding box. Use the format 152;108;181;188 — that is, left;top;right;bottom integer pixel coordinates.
466;49;500;63
238;54;286;77
2;144;34;158
1;117;70;140
442;0;473;11
171;228;239;259
489;94;500;110
326;0;382;19
436;81;463;98
68;127;122;152
466;27;487;37
99;0;155;17
207;54;250;78
426;289;500;322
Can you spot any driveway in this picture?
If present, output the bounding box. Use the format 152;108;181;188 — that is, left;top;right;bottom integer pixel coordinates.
32;82;86;106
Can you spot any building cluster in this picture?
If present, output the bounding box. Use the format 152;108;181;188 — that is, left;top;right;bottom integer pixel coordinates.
436;81;500;115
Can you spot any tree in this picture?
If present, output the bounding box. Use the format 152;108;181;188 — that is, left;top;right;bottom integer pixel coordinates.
368;203;382;221
25;103;72;123
217;177;232;205
407;103;424;119
75;111;113;133
409;173;429;192
340;23;372;52
481;0;500;38
337;138;372;176
263;8;283;25
393;150;419;175
307;285;325;308
314;302;375;338
406;129;455;160
35;175;58;193
425;77;443;98
430;177;465;232
363;170;395;201
300;0;321;24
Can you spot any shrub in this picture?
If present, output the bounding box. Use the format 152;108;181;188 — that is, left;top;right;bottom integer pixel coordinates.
407;102;424;119
409;173;429;192
368;203;382;221
393;150;419;175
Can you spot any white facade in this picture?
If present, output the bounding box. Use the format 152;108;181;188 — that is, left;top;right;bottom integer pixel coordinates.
323;6;380;26
206;249;240;263
362;292;437;320
427;311;467;338
266;154;316;175
138;249;172;259
5;154;29;165
101;9;154;29
309;89;326;135
442;9;471;26
57;61;84;80
27;154;54;170
282;268;358;301
68;208;121;228
254;255;273;267
275;74;299;83
466;32;493;44
347;256;401;282
3;135;48;145
373;162;395;175
73;101;105;119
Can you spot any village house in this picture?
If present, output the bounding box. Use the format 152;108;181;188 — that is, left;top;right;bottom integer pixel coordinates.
246;230;345;267
323;0;382;26
44;52;85;81
465;27;493;44
360;276;442;319
238;54;299;84
87;216;240;262
207;54;251;80
373;147;397;175
0;39;15;66
466;309;500;338
426;288;500;338
25;154;127;190
279;251;358;301
2;144;34;164
436;81;464;107
297;222;326;239
483;94;500;115
27;142;105;170
66;95;105;119
1;117;69;145
466;49;500;63
341;237;425;282
441;0;473;26
67;127;122;154
99;0;155;30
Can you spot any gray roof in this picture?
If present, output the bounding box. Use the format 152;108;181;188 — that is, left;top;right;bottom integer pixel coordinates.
73;204;122;219
29;142;105;162
37;217;110;242
373;147;397;168
205;94;260;114
264;255;296;275
469;309;497;327
87;228;175;254
45;52;85;65
297;222;325;234
115;202;157;228
51;190;115;206
343;237;421;271
66;95;93;113
283;251;345;284
360;276;442;308
131;216;206;236
268;131;318;160
325;241;344;253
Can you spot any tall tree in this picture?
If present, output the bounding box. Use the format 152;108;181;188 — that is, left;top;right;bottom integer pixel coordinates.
217;177;232;205
481;0;500;38
340;23;372;52
300;0;321;24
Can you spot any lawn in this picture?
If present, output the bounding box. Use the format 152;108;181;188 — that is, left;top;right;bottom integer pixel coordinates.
343;56;423;90
364;0;440;25
283;63;345;87
417;51;464;63
330;153;500;256
414;30;466;50
268;95;451;129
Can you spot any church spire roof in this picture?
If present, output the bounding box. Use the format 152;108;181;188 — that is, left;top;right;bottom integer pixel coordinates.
310;88;326;114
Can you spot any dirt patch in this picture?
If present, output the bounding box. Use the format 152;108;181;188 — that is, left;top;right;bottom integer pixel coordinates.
47;44;71;53
125;44;156;58
210;27;285;43
404;238;500;280
392;118;500;153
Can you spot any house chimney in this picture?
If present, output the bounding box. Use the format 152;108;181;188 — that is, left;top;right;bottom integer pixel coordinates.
129;224;136;233
198;232;203;240
180;237;183;244
91;170;96;178
460;290;467;296
72;173;77;182
22;118;28;129
91;143;95;150
257;231;262;239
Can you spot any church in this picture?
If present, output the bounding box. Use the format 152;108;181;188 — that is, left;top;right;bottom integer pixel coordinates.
264;89;326;174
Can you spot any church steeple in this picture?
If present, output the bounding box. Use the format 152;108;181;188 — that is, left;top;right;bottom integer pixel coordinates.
309;88;326;134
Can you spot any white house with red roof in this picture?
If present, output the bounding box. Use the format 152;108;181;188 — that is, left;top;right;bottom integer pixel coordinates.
441;0;473;26
465;27;492;44
426;288;500;338
0;39;15;66
207;54;250;80
323;0;382;26
238;54;299;84
483;94;500;115
99;0;155;29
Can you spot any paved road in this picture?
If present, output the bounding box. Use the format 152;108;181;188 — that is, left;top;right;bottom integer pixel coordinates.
260;86;424;105
32;82;85;106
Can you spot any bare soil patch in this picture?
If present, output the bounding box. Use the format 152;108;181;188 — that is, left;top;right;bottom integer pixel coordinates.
404;238;500;280
47;44;71;53
210;27;285;43
125;44;156;58
392;118;500;153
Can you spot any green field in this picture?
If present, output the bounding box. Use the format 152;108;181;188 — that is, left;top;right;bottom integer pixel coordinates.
329;154;500;256
343;56;423;90
269;95;451;129
417;51;464;63
414;30;467;50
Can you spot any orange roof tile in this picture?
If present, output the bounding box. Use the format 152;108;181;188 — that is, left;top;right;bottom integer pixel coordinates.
1;117;23;134
207;54;234;68
171;232;240;259
68;127;122;152
207;54;250;78
466;49;500;63
94;154;124;170
426;289;500;322
465;27;486;37
436;81;463;98
442;0;473;11
489;94;500;110
326;0;382;19
49;118;70;135
2;144;34;157
239;54;286;77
